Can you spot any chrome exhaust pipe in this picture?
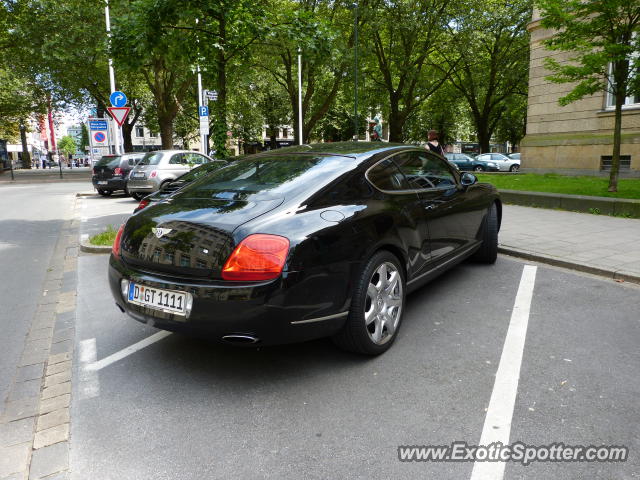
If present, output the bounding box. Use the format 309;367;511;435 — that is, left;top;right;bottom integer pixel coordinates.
221;334;260;345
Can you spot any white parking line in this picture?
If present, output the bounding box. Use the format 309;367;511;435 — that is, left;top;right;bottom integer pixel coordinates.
470;265;537;480
79;338;100;400
86;331;172;372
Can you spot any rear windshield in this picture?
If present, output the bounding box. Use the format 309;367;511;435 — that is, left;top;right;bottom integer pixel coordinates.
138;152;163;166
96;156;121;168
181;154;350;200
175;161;227;183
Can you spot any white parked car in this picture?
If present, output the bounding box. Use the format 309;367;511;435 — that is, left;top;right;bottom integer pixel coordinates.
475;153;520;172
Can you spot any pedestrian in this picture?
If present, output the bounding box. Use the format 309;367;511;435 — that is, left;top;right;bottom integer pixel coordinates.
426;130;444;156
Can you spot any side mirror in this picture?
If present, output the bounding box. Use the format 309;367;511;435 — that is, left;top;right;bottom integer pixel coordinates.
460;172;477;187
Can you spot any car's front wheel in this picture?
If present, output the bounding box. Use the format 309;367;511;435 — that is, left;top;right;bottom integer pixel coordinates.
473;165;484;172
509;164;519;172
333;251;405;355
472;203;498;263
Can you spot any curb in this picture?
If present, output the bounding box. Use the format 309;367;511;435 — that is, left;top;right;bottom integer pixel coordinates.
79;241;111;254
498;190;640;218
498;245;640;285
75;192;95;197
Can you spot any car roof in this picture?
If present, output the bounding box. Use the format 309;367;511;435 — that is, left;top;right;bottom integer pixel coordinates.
250;141;419;161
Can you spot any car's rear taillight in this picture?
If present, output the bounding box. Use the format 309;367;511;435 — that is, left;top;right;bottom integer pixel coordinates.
149;170;157;178
137;198;150;211
114;167;122;176
222;234;290;281
112;224;125;258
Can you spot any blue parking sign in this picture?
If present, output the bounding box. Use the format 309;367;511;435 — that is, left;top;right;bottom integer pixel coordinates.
199;106;209;117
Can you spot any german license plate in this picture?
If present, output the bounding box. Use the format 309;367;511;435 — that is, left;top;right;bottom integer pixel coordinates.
127;282;187;316
97;181;108;185
132;172;145;179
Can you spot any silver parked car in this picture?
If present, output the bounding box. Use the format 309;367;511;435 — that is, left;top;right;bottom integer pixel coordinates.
127;150;215;200
475;153;520;172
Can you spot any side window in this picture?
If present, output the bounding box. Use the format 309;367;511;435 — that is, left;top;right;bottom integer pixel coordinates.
395;151;456;189
169;154;183;165
185;153;208;165
367;158;410;191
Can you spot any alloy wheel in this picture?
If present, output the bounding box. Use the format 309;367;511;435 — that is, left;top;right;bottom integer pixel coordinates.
364;262;403;345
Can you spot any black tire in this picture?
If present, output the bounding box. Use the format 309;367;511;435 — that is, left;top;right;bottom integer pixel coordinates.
472;203;498;263
509;164;519;172
98;189;112;197
473;165;485;172
333;250;406;355
131;192;144;201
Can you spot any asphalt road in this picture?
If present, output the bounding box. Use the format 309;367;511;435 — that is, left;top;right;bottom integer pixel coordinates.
0;183;83;407
69;194;640;480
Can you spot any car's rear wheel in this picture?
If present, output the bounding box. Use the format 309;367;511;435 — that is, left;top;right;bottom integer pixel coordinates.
131;192;144;201
509;164;519;172
473;165;484;172
333;251;405;355
472;202;498;263
97;189;112;197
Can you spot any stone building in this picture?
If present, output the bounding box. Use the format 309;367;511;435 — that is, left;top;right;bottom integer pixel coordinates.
522;10;640;176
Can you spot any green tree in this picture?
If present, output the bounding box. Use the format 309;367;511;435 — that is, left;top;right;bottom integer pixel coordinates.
440;0;531;153
363;0;454;142
538;0;640;192
255;0;361;143
494;94;527;151
110;0;197;149
7;0;149;153
58;135;77;158
0;69;46;168
80;124;90;154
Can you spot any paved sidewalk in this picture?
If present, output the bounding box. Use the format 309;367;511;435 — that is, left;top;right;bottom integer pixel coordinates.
499;205;640;284
0;168;91;183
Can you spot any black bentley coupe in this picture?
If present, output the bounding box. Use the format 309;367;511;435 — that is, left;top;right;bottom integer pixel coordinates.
109;142;501;355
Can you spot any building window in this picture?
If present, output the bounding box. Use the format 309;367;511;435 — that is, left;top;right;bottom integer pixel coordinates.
135;126;144;138
180;255;190;267
600;155;631;171
282;128;288;139
605;50;639;109
149;131;158;138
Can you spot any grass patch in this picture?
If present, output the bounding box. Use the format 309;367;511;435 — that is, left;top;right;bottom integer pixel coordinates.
89;225;117;246
476;173;640;199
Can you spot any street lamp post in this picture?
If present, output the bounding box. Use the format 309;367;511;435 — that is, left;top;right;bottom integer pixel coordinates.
104;0;121;155
297;47;303;145
353;2;359;142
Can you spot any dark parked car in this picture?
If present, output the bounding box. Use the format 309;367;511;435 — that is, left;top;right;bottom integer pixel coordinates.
134;159;229;213
92;153;145;196
445;153;500;172
109;143;501;355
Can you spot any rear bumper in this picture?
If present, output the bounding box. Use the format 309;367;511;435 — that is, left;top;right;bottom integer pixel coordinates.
127;177;160;193
92;176;127;191
108;255;353;345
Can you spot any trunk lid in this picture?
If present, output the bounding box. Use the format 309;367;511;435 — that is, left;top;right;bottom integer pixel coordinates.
120;196;284;278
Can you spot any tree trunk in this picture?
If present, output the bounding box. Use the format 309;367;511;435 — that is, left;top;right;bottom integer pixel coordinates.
269;126;277;149
159;117;173;149
388;95;403;142
476;116;491;153
608;88;625;192
19;120;31;169
122;121;134;153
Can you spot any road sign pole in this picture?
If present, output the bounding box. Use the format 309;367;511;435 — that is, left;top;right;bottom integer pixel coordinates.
104;0;121;155
197;65;206;155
